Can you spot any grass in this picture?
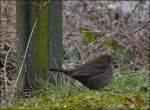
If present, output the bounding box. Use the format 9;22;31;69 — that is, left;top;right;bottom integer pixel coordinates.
1;70;149;110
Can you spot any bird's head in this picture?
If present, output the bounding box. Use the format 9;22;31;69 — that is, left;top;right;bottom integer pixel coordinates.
96;55;118;69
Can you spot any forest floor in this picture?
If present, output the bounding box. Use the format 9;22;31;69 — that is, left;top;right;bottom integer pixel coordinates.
1;70;149;110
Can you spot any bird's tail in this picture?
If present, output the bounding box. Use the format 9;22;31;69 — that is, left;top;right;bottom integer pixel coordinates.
49;68;71;75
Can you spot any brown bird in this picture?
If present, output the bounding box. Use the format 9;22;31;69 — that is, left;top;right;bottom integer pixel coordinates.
49;55;117;90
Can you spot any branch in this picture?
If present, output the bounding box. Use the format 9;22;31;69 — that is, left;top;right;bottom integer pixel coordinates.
134;20;150;33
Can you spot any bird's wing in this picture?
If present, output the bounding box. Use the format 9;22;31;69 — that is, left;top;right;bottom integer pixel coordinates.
75;63;107;71
71;64;107;77
89;69;112;80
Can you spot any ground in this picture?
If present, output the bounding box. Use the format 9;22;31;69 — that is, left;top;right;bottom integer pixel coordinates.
1;70;149;110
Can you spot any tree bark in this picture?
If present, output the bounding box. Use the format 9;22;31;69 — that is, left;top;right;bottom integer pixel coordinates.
48;0;63;85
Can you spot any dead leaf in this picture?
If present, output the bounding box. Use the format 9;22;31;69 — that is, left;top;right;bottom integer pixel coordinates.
133;96;145;106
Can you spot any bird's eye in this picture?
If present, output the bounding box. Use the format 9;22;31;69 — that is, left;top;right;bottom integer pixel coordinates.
111;61;118;68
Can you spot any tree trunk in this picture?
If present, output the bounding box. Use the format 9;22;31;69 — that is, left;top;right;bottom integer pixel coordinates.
48;0;63;85
16;0;48;93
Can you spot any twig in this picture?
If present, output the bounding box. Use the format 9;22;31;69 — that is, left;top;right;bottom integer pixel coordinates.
89;42;94;61
127;1;143;19
9;18;38;103
3;48;11;100
134;20;150;33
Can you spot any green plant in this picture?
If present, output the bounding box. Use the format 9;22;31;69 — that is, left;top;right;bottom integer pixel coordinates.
65;47;81;62
103;37;135;64
80;27;96;43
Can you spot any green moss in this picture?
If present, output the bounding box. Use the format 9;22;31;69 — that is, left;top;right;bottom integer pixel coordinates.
1;71;149;109
31;3;48;80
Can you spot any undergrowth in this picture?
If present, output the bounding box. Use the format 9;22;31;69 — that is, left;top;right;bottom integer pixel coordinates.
1;70;149;110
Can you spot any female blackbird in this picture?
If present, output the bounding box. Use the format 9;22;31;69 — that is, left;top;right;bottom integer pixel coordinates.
49;55;116;90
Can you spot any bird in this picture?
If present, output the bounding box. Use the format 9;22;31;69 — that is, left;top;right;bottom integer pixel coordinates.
49;55;117;90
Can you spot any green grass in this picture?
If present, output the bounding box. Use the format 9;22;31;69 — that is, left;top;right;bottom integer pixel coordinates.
1;70;149;110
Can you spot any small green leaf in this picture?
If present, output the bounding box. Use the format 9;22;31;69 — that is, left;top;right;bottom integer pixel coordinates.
80;27;90;32
83;32;96;43
80;27;96;43
103;37;119;50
